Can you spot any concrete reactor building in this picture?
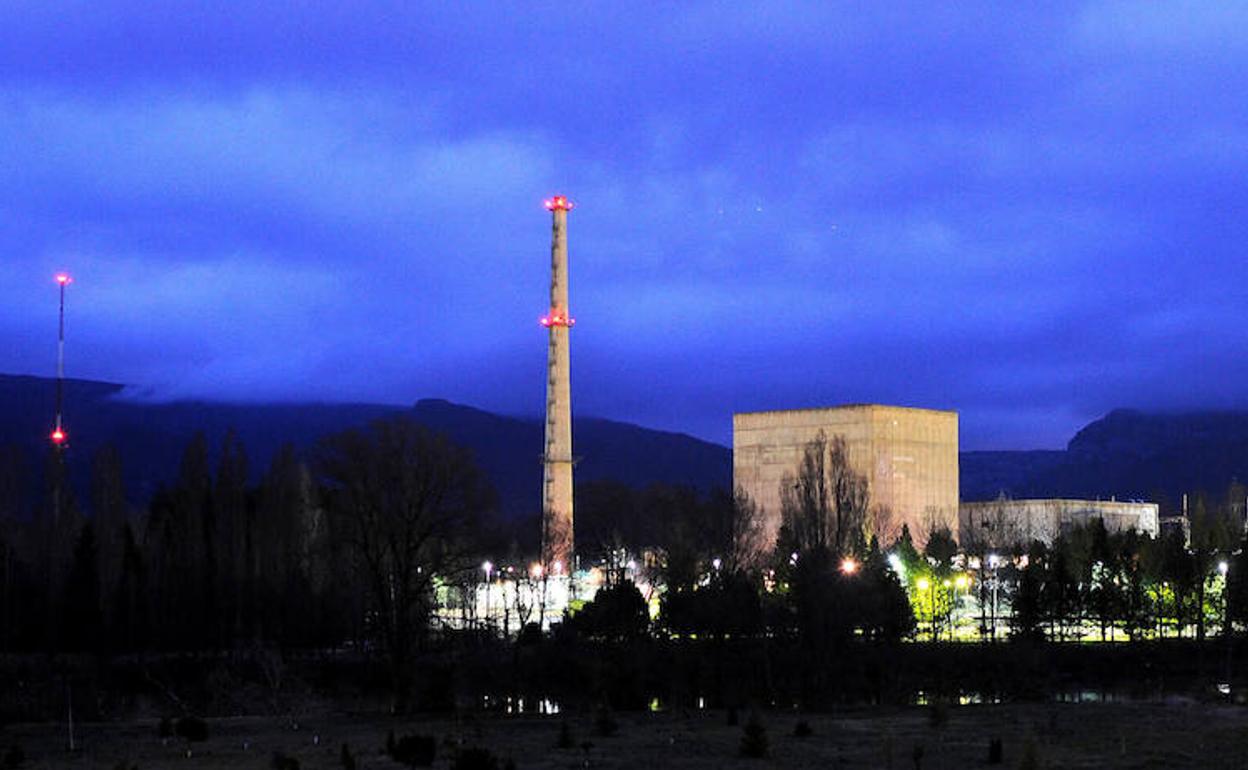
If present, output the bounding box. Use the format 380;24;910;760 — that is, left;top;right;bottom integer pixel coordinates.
959;498;1160;549
733;405;959;549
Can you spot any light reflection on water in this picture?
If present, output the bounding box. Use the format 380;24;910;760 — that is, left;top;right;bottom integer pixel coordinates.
480;695;560;715
479;684;1229;715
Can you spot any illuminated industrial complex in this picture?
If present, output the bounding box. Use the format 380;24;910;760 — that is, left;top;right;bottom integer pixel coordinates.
438;197;1168;638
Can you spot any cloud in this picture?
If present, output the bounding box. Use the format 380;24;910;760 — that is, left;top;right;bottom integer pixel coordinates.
0;3;1245;454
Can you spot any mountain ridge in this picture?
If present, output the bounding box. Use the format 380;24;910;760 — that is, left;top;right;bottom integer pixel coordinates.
0;374;731;518
5;374;1248;519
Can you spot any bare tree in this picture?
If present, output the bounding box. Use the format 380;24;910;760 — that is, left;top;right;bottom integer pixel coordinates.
317;416;492;712
961;495;1026;555
729;487;768;573
868;504;899;549
778;431;869;558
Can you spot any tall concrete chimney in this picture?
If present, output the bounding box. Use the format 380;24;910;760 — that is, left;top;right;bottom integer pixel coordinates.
540;195;575;572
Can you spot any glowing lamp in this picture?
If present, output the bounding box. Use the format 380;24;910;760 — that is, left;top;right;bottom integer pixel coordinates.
955;575;969;589
55;273;71;285
540;313;575;328
916;578;930;591
50;428;66;444
840;557;859;575
544;195;574;212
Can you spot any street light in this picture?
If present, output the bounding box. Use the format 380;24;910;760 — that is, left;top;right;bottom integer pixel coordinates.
917;577;934;641
888;553;904;575
1220;560;1231;637
1219;560;1233;694
943;579;954;638
482;561;493;626
987;555;1001;641
840;557;859;576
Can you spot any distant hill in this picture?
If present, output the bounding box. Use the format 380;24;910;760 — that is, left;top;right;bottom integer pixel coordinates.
407;398;732;516
6;374;1246;518
0;374;731;518
959;450;1066;501
960;409;1248;508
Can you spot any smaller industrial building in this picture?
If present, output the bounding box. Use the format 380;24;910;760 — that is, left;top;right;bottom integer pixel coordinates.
959;498;1160;550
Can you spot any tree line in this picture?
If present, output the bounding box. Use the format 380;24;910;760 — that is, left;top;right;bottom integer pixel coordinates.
4;418;1248;711
0;417;495;672
566;431;1248;650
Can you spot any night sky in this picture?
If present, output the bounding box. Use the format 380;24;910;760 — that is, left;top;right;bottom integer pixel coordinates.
1;3;1245;450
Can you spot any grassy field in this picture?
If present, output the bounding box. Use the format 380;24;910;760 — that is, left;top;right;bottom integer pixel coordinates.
4;700;1248;769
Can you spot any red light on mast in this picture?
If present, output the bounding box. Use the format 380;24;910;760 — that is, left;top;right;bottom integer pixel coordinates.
540;313;575;328
55;273;71;285
544;195;574;212
50;428;66;445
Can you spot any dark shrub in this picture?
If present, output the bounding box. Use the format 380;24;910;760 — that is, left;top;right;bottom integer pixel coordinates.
794;720;813;738
566;581;649;641
1019;738;1039;770
3;746;24;769
386;730;396;755
661;571;763;638
987;737;1003;764
340;742;356;770
556;721;574;749
726;707;739;726
927;700;948;729
157;717;173;738
392;735;437;767
271;751;300;770
175;716;208;742
740;713;768;758
517;622;543;646
912;743;925;770
453;747;499;770
593;703;618;737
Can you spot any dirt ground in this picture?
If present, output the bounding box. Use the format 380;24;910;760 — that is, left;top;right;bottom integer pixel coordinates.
4;700;1248;769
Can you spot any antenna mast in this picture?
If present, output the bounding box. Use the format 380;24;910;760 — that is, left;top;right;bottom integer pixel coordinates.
51;273;71;448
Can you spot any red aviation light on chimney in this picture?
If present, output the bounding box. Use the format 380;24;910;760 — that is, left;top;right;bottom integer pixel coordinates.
540;313;576;328
544;195;574;212
55;273;71;285
50;428;66;445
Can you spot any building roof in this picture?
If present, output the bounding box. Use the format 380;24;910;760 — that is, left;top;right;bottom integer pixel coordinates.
733;403;957;420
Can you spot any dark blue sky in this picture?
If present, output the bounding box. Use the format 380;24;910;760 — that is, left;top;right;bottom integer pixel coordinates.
2;3;1246;450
